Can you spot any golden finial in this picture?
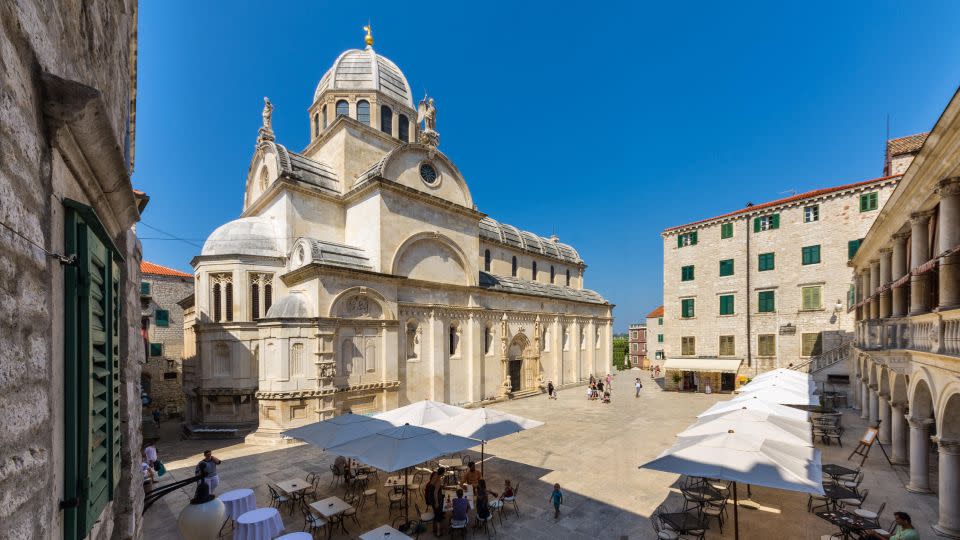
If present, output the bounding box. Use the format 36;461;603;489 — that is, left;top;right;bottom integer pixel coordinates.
363;23;374;47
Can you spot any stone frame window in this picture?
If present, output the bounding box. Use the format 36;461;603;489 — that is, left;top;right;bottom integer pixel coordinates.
801;245;821;265
721;222;733;239
719;294;735;315
380;105;393;135
211;273;233;322
681;336;696;356
681;265;695;281
321;104;328;128
532;261;538;281
657;334;664;343
801;332;823;357
758;252;775;271
249;273;274;320
754;214;780;232
566;269;571;286
483;325;494;355
356;100;370;124
681;298;695;318
804;204;819;223
550;265;555;284
848;239;863;260
677;232;697;247
449;322;460;357
335;99;349;118
757;334;776;357
154;309;169;327
801;285;823;311
398;114;409;142
719;259;734;277
719;335;735;356
511;256;517;277
484;249;491;272
758;290;775;313
859;192;879;212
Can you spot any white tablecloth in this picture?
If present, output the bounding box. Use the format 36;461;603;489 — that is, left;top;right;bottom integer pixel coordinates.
275;533;313;540
359;524;412;539
220;488;256;520
234;507;283;540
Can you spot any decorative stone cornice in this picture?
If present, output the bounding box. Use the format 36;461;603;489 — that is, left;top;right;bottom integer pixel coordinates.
893;232;911;242
907;417;934;429
937;439;960;455
195;387;258;396
255;380;400;400
910;210;935;224
935;177;960;198
879;248;893;255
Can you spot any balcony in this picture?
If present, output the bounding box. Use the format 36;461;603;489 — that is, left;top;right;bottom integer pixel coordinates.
856;307;960;356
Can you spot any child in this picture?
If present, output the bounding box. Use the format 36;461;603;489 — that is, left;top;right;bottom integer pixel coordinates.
550;483;563;519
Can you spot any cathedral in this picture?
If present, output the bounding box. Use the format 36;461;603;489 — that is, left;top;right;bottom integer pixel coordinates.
185;29;613;442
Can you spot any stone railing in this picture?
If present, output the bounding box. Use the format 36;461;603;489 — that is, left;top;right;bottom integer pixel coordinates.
792;340;852;374
856;307;960;356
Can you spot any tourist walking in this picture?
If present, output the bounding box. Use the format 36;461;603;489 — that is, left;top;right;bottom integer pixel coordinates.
550;483;564;519
635;378;642;397
547;380;555;399
195;449;222;494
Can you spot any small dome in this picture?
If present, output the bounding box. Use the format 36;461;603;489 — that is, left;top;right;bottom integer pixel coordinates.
201;216;281;257
314;48;413;108
265;292;314;318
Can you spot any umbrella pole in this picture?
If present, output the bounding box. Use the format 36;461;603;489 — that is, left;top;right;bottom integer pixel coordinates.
733;481;740;540
481;442;485;476
405;466;410;528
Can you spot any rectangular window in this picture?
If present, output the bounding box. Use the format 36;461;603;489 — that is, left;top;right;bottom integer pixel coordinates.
804;205;819;222
859;192;879;212
719;294;735;315
631;343;638;352
802;285;822;310
657;334;664;343
848;239;863;260
140;281;150;295
681;265;695;281
163;372;178;380
801;332;823;356
155;309;169;327
681;298;695;318
758;290;775;313
801;245;821;265
721;222;733;239
754;214;780;232
681;336;696;356
719;335;735;356
658;317;663;325
758;252;775;271
758;334;776;357
719;259;734;277
848;284;856;308
150;343;164;357
677;231;698;247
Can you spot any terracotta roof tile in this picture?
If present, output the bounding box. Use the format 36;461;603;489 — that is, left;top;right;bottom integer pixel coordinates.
886;133;928;156
141;260;192;278
647;305;664;318
663;174;900;233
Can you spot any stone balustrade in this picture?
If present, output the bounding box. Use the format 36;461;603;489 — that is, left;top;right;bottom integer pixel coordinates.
856;307;960;355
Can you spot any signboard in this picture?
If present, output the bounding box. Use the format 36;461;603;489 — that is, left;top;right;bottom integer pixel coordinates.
779;324;796;335
860;427;878;446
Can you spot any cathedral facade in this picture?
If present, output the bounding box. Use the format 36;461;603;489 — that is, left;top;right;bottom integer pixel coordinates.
186;33;613;442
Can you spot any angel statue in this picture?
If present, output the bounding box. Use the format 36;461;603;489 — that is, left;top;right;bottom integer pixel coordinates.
262;97;274;130
417;95;437;132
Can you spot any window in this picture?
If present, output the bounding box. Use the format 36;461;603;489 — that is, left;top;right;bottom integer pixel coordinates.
155;309;169;327
719;294;734;315
681;298;695;318
150;342;163;357
449;324;459;355
681;265;695;281
758;334;776;357
484;249;491;272
802;285;822;310
313;112;319;137
251;282;260;320
264;282;272;315
322;105;328;128
721;222;733;239
758;290;775;313
658;317;663;325
356;100;370;124
804;205;819;222
801;245;821;265
398;114;409;142
532;261;538;280
484;326;492;354
801;332;823;356
754;214;780;232
631;343;638;352
566;269;570;286
511;256;517;277
657;334;664;343
213;283;222;322
719;259;734;277
678;231;698;247
859;192;879;212
335;99;349;117
225;282;233;321
163;372;178;380
140;281;150;295
758;252;775;271
631;330;638;339
719;335;735;356
380;105;393;134
848;239;863;260
681;336;696;356
550;265;555;284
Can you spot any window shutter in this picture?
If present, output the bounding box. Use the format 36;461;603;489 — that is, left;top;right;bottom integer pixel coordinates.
677;235;683;248
753;218;760;233
155;309;169;327
690;231;698;245
770;214;780;229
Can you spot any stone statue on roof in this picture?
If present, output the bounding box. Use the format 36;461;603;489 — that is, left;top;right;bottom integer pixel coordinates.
258;97;275;143
417;94;439;147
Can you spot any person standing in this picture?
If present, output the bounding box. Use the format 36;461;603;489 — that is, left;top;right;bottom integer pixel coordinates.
547;380;555;399
144;443;158;469
635;378;642;398
195;449;222;494
550;483;564;519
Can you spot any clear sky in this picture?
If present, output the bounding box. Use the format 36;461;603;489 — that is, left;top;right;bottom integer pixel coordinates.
135;1;960;332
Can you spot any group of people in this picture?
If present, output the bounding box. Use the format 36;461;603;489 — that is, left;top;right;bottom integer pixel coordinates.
586;373;613;402
422;461;518;535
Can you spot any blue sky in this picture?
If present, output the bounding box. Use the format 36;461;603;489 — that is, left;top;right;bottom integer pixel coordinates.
135;1;960;332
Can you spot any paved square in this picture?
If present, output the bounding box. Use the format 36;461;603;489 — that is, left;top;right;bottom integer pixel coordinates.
144;372;940;539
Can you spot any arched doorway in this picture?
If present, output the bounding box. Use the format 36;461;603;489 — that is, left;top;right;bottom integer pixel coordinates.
507;333;540;393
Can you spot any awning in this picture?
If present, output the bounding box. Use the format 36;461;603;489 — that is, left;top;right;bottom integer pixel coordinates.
663;358;743;373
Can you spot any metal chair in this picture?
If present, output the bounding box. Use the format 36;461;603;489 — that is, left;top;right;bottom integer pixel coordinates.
651;510;680;540
299;498;327;537
855;500;885;521
502;483;520;518
839;488;869;510
702;498;727;533
268;484;294;515
329;463;343;487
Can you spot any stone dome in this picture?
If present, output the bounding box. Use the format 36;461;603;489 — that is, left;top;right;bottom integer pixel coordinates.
201;216;281;257
313;47;413;108
264;291;314;318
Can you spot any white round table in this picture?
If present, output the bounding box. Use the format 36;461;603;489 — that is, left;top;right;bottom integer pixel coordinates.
233;507;283;540
220;488;256;520
275;533;313;540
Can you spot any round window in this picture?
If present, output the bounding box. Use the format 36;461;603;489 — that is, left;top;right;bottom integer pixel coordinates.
419;162;438;185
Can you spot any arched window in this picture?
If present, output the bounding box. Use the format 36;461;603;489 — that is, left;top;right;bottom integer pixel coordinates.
264;283;272;314
398;115;409;142
313;113;319;137
449;324;459;356
251;282;260;320
357;100;370;124
336;100;349;117
484;249;491;272
380;105;393;135
566;269;571;287
483;326;491;354
511;256;518;277
225;282;233;322
550;265;555;284
532;261;538;281
322;105;328;128
213;283;222;322
259;167;268;192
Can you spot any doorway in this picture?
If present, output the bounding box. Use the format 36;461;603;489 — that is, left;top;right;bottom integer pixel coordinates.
509;360;522;392
682;371;696;392
721;372;735;392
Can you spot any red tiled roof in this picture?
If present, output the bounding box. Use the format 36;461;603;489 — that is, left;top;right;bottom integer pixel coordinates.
886;133;928;156
647;305;664;318
141;260;192;278
663;174;900;233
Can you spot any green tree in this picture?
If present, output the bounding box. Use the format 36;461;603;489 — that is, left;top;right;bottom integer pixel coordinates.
612;336;630;371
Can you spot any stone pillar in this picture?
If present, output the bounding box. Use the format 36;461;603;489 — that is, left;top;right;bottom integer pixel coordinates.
934;439;960;537
869;259;881;319
890;403;908;464
906;418;933;493
861;270;873;320
860;380;870;419
910;211;935;315
937;178;960;310
878;395;891;444
892;232;910;317
879;248;893;318
868;386;879;426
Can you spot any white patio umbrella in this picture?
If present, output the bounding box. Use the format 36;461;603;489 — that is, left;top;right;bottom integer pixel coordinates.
739;378;817;395
749;368;810;382
731;386;819;406
698;397;810;422
426;407;544;474
374;399;470;427
640;429;824;540
282;413;398;450
679;408;812;446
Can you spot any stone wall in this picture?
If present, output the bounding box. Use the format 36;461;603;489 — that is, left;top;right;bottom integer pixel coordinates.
142;274;193;417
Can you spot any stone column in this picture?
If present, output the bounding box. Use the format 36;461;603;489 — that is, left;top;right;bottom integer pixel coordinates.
861;269;873;320
890;402;908;464
906;418;933;493
892;232;910;317
878;395;891;444
879;248;893;318
868;386;879;426
910;211;935;315
937;178;960;310
860;380;870;419
869;259;881;319
934;439;960;537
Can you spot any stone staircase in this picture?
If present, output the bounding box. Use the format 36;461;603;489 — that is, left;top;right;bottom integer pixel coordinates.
790;340;852;374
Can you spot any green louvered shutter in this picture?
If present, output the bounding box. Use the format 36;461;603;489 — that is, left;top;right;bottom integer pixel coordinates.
677;235;683;248
754;218;761;233
770;214;780;229
690;231;698;245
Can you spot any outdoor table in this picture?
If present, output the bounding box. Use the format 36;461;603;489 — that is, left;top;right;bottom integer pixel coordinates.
220;488;256;520
359;524;412;540
822;464;858;479
659;511;709;535
438;458;462;469
821;484;860;511
816;509;879;539
385;475;406;488
233;507;284;540
311;496;353;539
442;485;475;512
275;534;313;540
276;478;309;498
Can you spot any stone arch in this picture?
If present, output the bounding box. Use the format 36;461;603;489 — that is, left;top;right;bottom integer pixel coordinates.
506;332;540;392
936;382;960;440
891;372;909;404
329;286;392;319
878;365;891;398
867;359;879;387
391;232;474;286
378;145;474;208
910;376;936;420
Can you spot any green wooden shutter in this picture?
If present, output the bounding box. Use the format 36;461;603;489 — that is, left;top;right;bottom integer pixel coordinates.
155;309;169;327
848;239;862;259
721;223;733;239
677;235;683;248
770;214;780;229
690;231;698;245
754;217;761;233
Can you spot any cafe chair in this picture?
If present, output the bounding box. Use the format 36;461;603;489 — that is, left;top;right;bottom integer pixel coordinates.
839;488;869;510
329;463;343;488
503;482;520;518
650;514;680;540
840;471;864;489
855;501;885;521
341;505;361;529
450;517;469;539
870;518;896;537
488;497;505;527
268;484;294;514
807;491;831;513
703;498;727;533
388;490;405;516
835;467;861;482
299;499;327;537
